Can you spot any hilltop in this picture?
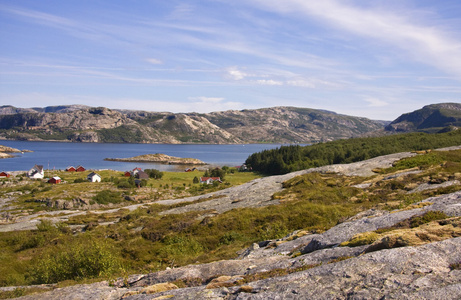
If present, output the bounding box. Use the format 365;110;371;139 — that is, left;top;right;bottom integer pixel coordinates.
385;102;461;133
0;105;384;144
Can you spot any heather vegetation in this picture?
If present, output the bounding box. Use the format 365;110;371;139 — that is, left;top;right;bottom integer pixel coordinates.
246;129;461;175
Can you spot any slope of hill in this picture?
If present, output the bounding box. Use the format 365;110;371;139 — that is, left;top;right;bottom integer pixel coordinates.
2;147;461;299
385;103;461;133
0;105;385;144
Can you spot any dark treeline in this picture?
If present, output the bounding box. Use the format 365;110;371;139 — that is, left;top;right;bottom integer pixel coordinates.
245;129;461;175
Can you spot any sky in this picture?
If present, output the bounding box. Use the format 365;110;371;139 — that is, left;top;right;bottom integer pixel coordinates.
0;0;460;121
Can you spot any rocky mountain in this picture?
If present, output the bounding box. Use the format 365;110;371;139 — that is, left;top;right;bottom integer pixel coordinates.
0;105;385;144
385;102;461;133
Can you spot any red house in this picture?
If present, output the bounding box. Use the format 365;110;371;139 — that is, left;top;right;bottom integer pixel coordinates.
76;165;86;172
124;171;132;177
0;171;11;178
66;166;76;172
48;176;62;184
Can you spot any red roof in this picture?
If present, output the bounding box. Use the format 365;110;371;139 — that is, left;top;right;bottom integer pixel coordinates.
0;171;10;178
48;176;61;184
76;166;86;172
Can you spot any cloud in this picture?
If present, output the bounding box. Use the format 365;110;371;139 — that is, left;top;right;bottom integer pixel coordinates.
250;0;461;78
365;97;388;107
188;96;225;104
226;67;249;80
146;58;163;65
255;79;283;86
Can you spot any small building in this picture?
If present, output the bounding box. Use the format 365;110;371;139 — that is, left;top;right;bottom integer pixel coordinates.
132;167;142;175
66;166;76;172
87;172;101;182
200;177;222;184
48;176;61;184
27;165;44;179
76;165;86;172
185;168;197;172
0;171;11;178
136;170;149;179
124;171;132;177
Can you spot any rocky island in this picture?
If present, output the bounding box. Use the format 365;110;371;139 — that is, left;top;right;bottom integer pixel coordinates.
0;145;32;159
104;153;207;165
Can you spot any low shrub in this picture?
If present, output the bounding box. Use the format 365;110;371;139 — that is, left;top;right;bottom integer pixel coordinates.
28;239;121;284
340;232;379;247
92;190;123;205
410;211;449;228
219;231;243;245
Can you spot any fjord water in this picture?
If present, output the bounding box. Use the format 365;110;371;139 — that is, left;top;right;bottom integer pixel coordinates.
0;141;284;172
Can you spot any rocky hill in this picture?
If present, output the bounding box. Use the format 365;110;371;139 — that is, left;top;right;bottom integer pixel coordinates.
0;105;385;144
385;103;461;133
4;146;461;299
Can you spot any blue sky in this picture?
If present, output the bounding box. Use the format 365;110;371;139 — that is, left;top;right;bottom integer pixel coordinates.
0;0;460;120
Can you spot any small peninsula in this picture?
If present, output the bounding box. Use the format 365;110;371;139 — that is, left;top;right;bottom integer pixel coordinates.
104;153;207;165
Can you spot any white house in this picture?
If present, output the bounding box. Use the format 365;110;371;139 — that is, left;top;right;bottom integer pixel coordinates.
87;172;101;182
27;165;44;179
200;177;222;184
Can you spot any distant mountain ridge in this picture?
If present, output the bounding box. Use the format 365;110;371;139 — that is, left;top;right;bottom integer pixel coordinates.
385;103;461;133
0;105;385;144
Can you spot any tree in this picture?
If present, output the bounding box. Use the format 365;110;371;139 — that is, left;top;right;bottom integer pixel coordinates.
145;169;164;179
209;168;226;181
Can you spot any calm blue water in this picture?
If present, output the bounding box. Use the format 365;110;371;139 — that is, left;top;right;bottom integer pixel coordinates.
0;141;285;172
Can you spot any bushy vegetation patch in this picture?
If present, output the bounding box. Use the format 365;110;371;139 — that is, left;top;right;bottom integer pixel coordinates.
28;238;121;284
409;211;448;228
92;190;123;205
340;232;379;247
97;125;144;143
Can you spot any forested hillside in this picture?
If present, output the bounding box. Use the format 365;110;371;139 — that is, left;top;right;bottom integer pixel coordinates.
246;128;461;175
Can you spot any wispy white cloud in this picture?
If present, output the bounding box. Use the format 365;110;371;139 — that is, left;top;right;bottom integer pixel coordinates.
225;67;249;80
250;0;461;78
188;96;225;104
365;97;388;107
255;79;283;86
146;58;163;65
